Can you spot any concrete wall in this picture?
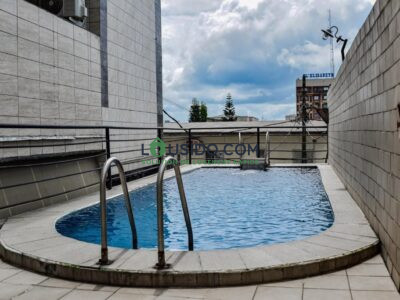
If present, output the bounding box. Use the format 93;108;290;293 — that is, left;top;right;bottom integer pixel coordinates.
328;0;400;289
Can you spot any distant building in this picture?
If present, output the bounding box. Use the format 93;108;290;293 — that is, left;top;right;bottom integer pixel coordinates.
285;114;297;121
207;115;259;122
296;78;333;121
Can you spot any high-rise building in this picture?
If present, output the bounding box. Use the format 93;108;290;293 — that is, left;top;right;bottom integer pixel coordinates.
296;78;332;121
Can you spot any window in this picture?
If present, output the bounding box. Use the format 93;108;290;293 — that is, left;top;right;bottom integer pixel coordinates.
314;95;319;100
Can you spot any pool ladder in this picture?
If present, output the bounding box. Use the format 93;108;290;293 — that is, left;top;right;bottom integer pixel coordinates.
156;156;193;269
98;156;193;269
99;157;138;265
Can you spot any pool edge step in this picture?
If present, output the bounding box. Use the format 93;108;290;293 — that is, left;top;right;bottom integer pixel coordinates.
0;239;380;288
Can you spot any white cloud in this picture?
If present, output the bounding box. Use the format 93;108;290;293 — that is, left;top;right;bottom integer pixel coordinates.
162;0;375;121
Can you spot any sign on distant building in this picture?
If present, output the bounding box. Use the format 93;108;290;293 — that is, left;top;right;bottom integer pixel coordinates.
303;73;334;79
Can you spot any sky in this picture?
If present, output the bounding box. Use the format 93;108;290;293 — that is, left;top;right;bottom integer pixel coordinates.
161;0;375;122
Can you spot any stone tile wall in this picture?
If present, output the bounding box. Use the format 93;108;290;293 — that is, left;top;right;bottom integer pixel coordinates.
103;0;161;171
0;0;162;171
0;0;102;130
328;0;400;290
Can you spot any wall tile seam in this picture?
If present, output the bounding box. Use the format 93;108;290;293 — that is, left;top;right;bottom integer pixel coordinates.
328;142;400;181
330;78;400;107
106;19;156;38
7;5;101;42
108;66;156;79
328;157;391;184
329;143;399;162
330;163;400;270
106;54;157;69
328;125;398;132
0;35;101;64
329;99;399;115
331;24;397;89
106;57;156;67
331;8;400;92
332;56;398;97
107;7;156;32
0;54;100;76
16;16;95;42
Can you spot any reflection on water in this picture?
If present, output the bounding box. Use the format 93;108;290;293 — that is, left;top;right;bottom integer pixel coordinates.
56;168;333;250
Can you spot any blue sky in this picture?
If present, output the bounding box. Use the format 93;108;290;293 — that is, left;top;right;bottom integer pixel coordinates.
161;0;375;122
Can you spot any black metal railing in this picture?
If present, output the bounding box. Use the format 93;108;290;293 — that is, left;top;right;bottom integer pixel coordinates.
0;123;328;211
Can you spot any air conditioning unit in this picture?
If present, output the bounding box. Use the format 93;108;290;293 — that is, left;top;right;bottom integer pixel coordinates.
29;0;88;26
61;0;88;20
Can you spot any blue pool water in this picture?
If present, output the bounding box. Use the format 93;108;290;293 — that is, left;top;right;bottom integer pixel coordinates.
56;168;333;250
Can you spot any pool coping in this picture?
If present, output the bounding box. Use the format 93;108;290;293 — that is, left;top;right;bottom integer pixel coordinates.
0;164;379;287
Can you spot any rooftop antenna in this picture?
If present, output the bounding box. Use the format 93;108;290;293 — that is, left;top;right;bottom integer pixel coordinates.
328;9;335;75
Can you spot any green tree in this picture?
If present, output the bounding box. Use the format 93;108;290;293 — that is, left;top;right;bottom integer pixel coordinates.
223;93;237;121
200;102;208;122
189;98;201;122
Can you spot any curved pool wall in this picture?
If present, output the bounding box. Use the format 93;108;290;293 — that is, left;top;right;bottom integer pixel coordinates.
56;168;334;250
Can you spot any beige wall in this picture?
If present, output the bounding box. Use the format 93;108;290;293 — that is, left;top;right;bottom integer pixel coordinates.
328;0;400;289
164;133;328;164
103;0;160;172
0;0;162;171
0;0;162;216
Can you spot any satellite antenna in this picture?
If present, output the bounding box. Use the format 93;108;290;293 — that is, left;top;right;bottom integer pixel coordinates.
328;9;335;75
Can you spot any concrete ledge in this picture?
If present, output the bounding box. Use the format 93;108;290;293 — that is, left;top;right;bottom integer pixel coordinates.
0;165;380;287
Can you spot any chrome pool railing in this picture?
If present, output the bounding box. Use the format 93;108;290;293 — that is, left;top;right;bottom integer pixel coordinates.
99;157;138;265
156;156;193;269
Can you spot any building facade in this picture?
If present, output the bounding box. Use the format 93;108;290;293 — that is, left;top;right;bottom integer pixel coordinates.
0;0;162;162
0;0;163;217
296;78;332;121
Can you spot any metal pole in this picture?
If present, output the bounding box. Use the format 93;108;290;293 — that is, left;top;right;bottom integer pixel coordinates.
325;127;329;163
157;128;163;141
188;129;192;165
257;127;260;158
156;160;166;268
105;128;112;189
302;75;307;163
341;39;348;61
157;128;163;162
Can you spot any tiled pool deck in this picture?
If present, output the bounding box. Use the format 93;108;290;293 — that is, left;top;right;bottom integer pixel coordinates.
0;164;381;288
0;255;398;299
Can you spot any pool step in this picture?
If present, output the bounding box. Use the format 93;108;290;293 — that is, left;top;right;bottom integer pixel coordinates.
240;158;269;170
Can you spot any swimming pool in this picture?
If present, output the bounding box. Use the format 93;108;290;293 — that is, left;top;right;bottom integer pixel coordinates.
56;168;334;251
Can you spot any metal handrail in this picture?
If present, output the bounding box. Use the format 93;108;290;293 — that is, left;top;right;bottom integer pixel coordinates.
156;156;193;269
99;157;138;265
